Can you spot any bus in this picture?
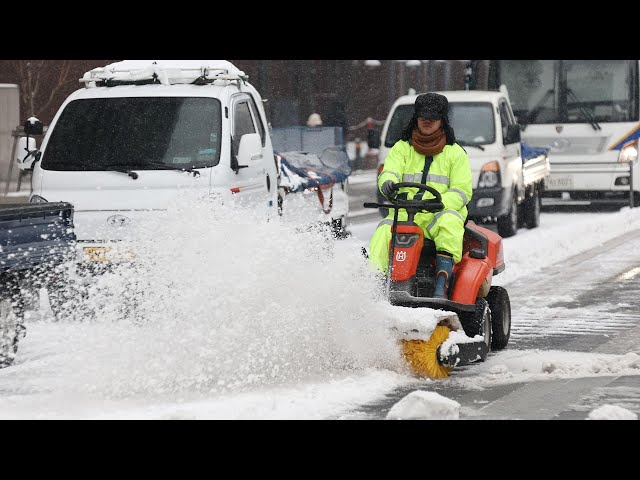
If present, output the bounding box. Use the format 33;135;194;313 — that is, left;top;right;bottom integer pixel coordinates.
485;60;639;208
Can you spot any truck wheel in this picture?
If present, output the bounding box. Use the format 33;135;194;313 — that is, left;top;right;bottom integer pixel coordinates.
523;187;540;229
487;286;511;350
497;193;518;238
47;278;93;322
0;286;25;369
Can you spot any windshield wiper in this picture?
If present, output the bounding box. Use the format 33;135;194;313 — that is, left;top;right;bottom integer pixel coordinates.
565;87;601;131
458;142;485;151
102;164;139;179
140;161;202;177
522;89;554;131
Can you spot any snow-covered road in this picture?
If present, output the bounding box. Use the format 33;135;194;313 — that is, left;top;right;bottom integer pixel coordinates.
1;195;639;419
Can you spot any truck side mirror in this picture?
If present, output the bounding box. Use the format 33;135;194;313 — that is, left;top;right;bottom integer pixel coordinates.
232;133;262;174
504;124;521;145
24;116;44;136
15;136;38;171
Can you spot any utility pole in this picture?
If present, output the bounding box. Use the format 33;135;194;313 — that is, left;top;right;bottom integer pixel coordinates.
27;61;34;117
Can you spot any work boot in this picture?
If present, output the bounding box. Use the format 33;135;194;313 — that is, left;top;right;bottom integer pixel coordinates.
433;253;454;299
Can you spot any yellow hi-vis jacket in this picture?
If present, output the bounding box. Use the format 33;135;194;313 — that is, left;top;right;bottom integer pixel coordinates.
369;140;472;269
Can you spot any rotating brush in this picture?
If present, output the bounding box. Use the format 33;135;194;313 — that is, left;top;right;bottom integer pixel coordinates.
400;325;452;379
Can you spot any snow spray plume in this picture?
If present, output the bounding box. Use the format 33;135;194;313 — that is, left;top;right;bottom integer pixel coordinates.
38;191;406;398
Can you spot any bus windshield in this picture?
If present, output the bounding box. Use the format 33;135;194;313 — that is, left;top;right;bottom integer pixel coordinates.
492;60;639;125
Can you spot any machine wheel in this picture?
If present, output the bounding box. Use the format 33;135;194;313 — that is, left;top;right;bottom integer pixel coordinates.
523;187;540;229
497;192;518;238
487;286;511;350
0;282;26;369
459;297;492;353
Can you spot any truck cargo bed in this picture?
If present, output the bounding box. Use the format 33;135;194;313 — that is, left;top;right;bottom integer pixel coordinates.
0;202;76;273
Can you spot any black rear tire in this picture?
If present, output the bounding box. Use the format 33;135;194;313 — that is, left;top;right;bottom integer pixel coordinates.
497;192;518;238
459;297;492;355
0;277;25;369
47;275;95;322
523;187;540;229
487;286;511;350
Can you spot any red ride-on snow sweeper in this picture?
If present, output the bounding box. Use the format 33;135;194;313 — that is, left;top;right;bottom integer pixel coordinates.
364;182;511;378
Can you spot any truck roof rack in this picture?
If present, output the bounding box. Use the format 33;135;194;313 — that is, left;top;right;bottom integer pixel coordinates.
80;60;249;88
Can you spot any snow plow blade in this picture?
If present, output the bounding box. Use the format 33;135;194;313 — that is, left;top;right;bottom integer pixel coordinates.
436;339;489;368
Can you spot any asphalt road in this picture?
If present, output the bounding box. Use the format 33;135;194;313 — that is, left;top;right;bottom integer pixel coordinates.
340;225;640;419
346;169;382;226
343;171;640;419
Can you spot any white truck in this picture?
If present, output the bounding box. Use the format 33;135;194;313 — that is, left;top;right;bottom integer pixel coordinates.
15;60;348;256
376;90;551;237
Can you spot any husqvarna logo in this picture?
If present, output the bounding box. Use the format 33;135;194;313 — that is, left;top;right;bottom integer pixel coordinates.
395;250;407;262
107;215;130;227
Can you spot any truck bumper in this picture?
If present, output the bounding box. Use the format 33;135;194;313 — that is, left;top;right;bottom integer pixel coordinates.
541;189;640;207
468;186;510;218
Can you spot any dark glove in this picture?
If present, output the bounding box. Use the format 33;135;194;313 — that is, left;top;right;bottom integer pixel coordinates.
380;180;397;198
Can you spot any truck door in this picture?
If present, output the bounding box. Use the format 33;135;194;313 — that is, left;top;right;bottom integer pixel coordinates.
230;94;270;203
499;99;524;197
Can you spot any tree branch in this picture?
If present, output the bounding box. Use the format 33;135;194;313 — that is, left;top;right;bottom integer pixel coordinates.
41;60;72;112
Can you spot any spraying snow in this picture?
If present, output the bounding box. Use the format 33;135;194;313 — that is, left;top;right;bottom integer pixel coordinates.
8;191;446;404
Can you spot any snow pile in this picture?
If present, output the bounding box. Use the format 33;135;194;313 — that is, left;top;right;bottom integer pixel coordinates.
452;351;640;389
84;60;246;85
386;390;460;420
587;404;638;420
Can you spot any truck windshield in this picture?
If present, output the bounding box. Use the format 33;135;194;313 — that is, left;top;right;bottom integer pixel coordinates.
384;102;495;147
494;60;639;124
41;97;222;171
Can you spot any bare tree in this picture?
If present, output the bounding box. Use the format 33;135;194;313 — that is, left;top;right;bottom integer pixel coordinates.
1;60;115;125
7;60;74;120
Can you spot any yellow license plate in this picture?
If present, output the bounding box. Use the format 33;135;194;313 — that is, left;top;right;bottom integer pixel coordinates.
84;246;112;262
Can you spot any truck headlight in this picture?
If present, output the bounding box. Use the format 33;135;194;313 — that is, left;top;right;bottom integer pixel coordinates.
478;161;501;188
618;140;638;164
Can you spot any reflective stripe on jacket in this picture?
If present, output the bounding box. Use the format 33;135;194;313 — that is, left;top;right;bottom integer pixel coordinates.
377;140;472;213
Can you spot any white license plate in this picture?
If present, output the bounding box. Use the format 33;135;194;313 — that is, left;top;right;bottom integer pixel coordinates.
546;175;574;190
84;247;112;262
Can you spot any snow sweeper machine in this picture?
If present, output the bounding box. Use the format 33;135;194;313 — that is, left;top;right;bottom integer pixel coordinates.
364;182;512;379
